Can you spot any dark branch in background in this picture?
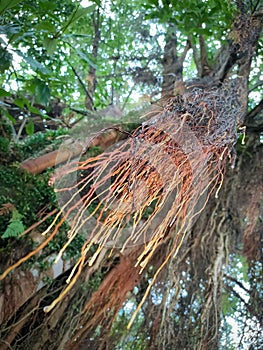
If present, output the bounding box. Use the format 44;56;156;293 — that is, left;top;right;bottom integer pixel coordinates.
97;72;127;79
188;37;201;76
188;35;212;78
161;23;190;95
253;7;263;17
225;284;249;308
211;45;238;82
121;83;136;111
69;107;99;118
131;55;159;86
98;62;160;81
179;39;191;65
244;99;263;131
109;53;161;62
249;81;263;93
225;275;250;294
199;35;211;77
85;6;101;111
68;62;93;105
247;99;263;119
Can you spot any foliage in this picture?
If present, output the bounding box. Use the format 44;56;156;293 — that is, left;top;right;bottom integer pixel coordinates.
144;0;235;35
0;0;163;124
0;165;55;227
19;128;68;159
1;0;262;133
1;209;25;238
0;116;68;162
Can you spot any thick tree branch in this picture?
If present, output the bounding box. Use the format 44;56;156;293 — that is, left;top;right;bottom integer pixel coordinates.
20;127;128;174
178;38;191;66
246;100;263;120
162;24;190;95
211;11;262;82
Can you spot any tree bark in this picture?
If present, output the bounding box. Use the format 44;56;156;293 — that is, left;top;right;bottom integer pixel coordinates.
20;127;126;174
161;23;189;95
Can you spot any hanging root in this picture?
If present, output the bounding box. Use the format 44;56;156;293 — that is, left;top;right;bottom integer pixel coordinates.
0;81;244;323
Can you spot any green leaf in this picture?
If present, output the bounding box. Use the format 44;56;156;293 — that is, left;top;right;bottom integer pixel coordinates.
0;47;12;73
43;37;58;55
16;51;51;75
23;55;50;75
239;255;249;282
2;220;24;238
34;80;50;106
25;120;34;135
11;210;23;221
147;0;159;6
0;107;16;124
0;88;12;97
221;293;238;316
39;1;57;11
28;105;44;116
8;30;35;44
0;24;21;35
61;5;96;33
0;136;9;152
0;0;22;15
13;97;29;109
35;21;56;33
2;210;25;239
74;48;97;68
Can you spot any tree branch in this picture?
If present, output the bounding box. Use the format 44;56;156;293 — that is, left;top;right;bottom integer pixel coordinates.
211;12;262;82
225;274;250;294
244;99;263;131
68;62;93;105
85;6;101;110
249;81;263;93
178;38;191;66
69;107;98;118
225;284;249;308
162;24;190;94
188;37;201;76
199;35;211;77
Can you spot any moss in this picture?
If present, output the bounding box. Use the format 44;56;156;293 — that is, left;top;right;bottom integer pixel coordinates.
0;165;56;228
18;128;69;160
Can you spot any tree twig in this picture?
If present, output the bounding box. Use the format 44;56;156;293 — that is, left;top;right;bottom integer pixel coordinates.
244;99;263;130
68;62;93;105
225;274;250;294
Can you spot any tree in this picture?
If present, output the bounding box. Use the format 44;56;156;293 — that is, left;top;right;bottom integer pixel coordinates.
0;1;262;349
